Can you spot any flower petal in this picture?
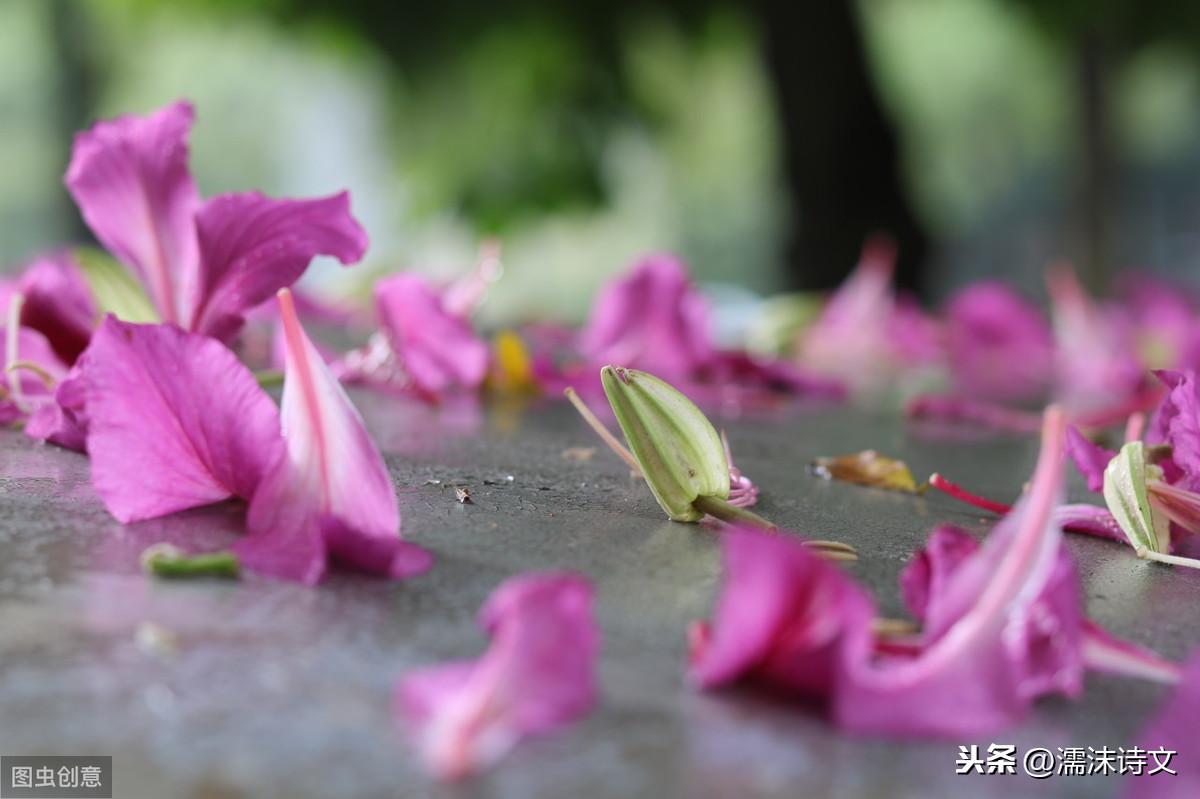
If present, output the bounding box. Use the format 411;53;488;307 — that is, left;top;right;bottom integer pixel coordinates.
239;289;428;583
1065;425;1115;493
395;572;599;780
24;362;88;452
17;252;97;364
834;408;1077;736
688;528;875;699
944;281;1053;401
184;191;368;341
1148;369;1200;489
83;317;282;523
65;101;200;325
372;274;489;395
581;255;714;382
897;524;978;622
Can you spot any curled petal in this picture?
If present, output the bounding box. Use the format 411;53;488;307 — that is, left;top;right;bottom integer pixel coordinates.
396;572;599;780
83;317;283;523
1065;425;1115;493
185;191;368;341
65;101;200;325
906;393;1041;434
17;253;97;364
689;528;875;698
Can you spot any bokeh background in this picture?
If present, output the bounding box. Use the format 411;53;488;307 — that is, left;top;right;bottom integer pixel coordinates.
4;0;1200;326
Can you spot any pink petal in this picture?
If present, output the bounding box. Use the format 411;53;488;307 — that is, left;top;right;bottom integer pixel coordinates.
897;524;978;622
395;572;599;780
688;528;875;700
17;252;97;364
944;281;1053;402
184;191;368;342
239;289;428;583
581;254;715;383
1081;621;1181;685
1148;369;1200;489
1065;424;1115;493
65;101;200;324
1125;654;1200;798
24;361;88;451
1056;503;1127;544
82;317;282;523
370;274;489;395
834;408;1076;736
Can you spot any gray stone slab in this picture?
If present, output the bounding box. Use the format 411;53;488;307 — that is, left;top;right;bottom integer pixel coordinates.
0;394;1196;798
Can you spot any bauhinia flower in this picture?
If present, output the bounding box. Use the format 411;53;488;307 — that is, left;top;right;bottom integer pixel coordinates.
1;252;96;365
691;408;1180;736
581;254;715;384
236;288;432;584
69;292;427;584
395;571;599;781
337;272;489;399
1047;263;1146;413
796;236;942;396
943;281;1053;402
66;100;368;342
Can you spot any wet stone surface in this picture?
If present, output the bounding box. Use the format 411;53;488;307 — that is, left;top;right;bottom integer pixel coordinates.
0;393;1197;798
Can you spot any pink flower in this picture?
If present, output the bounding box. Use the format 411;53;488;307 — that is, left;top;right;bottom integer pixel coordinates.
944;281;1053;402
693;409;1178;737
66;100;367;342
581;254;715;383
798;236;943;394
338;273;489;399
236;289;432;584
1047;263;1145;413
396;571;599;780
688;528;874;700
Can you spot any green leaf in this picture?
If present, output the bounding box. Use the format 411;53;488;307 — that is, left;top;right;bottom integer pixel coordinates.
1103;441;1171;554
74;247;160;324
600;365;729;522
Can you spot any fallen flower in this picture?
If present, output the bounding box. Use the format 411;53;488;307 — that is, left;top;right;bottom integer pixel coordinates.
395;571;599;781
810;450;924;494
797;236;942;395
688;527;875;699
693;408;1179;737
899;525;1180;685
66;100;368;342
3;252;96;364
943;281;1053;402
581;254;714;384
337;273;489;399
236;289;432;584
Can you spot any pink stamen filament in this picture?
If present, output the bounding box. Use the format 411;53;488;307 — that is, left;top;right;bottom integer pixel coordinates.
927;472;1012;515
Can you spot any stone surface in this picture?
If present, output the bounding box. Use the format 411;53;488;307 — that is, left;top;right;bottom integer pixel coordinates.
0;394;1196;798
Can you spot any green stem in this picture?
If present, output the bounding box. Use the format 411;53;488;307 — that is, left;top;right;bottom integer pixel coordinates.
142;546;240;579
692;494;776;530
1136;547;1200;570
255;369;285;388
